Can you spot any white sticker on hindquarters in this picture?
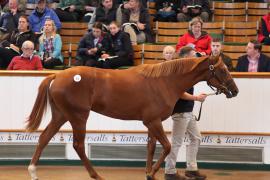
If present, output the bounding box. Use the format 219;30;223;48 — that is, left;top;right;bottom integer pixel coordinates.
73;74;82;82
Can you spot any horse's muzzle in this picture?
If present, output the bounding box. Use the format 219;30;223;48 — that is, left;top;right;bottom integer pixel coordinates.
221;85;239;98
225;88;239;98
224;79;239;98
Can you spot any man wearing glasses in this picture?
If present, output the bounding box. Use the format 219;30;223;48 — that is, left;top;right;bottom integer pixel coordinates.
7;41;43;70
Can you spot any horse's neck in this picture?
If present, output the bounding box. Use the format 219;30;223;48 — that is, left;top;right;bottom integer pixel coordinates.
166;60;208;97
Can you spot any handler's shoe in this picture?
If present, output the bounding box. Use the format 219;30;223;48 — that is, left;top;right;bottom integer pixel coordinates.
165;173;195;180
185;170;207;180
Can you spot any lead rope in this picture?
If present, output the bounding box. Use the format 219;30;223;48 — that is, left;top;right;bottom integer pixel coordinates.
195;92;218;121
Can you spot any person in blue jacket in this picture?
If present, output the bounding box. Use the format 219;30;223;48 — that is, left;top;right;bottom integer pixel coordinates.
38;19;63;69
28;0;61;34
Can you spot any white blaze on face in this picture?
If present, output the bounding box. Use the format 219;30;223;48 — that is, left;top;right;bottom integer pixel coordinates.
73;75;82;82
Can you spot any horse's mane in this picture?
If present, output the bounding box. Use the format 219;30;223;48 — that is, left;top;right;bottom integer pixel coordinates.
136;56;208;78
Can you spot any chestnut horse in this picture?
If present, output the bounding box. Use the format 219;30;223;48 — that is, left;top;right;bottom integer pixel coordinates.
26;56;238;180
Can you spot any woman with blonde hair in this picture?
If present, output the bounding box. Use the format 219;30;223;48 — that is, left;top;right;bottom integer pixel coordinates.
176;17;211;56
163;45;176;61
38;18;63;69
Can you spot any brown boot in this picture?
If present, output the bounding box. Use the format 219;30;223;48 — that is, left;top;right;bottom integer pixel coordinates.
164;173;195;180
185;170;207;180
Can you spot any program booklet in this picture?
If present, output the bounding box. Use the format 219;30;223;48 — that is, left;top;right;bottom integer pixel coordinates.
122;22;140;33
98;56;118;61
57;6;70;11
186;5;202;9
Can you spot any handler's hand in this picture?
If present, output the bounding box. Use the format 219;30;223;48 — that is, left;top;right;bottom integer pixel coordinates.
195;93;207;102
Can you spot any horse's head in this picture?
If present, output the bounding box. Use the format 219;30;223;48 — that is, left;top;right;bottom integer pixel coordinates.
205;56;239;98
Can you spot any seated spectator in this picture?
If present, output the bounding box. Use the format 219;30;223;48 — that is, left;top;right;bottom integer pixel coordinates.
236;40;270;72
95;0;117;27
27;0;54;3
234;0;264;2
177;0;211;22
83;0;99;23
54;0;85;22
99;21;133;68
176;17;211;55
115;0;147;8
258;12;270;45
163;45;176;61
0;15;35;69
75;22;110;67
0;0;24;41
0;0;8;12
122;0;154;45
7;40;43;70
28;0;61;34
1;0;26;15
38;19;63;69
211;38;234;71
155;0;178;22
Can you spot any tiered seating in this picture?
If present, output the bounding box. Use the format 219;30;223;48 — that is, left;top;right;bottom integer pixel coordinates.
42;2;270;68
133;44;143;65
262;46;270;57
155;22;188;44
247;2;268;22
155;21;224;44
61;43;78;67
142;44;167;64
203;21;224;35
60;22;88;67
223;45;246;67
212;2;246;22
147;1;156;29
147;1;268;23
224;21;258;43
60;22;88;44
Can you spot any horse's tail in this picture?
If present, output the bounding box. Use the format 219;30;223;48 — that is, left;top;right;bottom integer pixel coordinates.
26;74;56;132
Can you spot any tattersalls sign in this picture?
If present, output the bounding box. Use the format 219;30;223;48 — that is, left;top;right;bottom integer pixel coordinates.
0;132;268;147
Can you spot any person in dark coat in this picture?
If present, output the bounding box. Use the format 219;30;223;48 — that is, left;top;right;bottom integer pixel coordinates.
211;39;234;71
121;0;154;45
75;22;111;67
177;0;211;22
95;0;117;27
0;15;35;69
155;0;178;22
236;40;270;72
99;21;133;69
0;0;24;41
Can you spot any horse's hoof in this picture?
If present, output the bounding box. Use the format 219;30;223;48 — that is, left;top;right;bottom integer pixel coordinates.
146;175;156;180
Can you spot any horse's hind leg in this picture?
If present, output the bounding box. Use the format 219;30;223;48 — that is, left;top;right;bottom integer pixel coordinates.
69;112;104;180
146;131;156;176
145;120;171;180
28;109;66;180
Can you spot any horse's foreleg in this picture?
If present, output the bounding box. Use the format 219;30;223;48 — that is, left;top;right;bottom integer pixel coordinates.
146;131;156;176
70;114;104;180
28;113;66;180
145;120;171;179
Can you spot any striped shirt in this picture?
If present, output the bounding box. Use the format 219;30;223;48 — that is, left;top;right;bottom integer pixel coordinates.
248;54;260;72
